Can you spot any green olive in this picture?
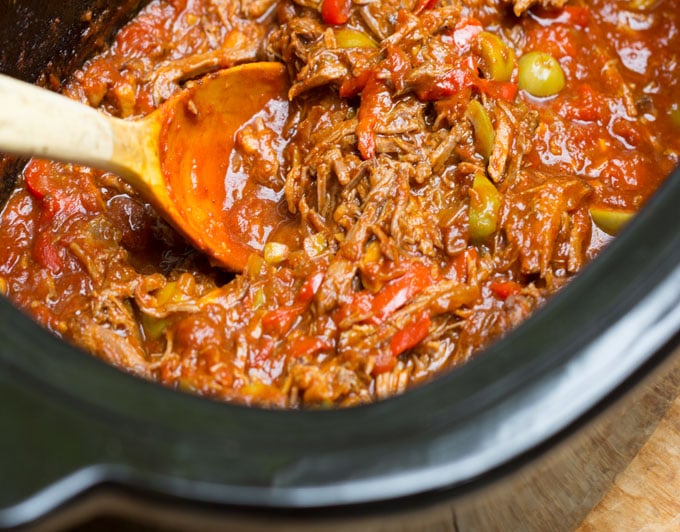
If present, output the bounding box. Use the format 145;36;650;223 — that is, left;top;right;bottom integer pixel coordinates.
469;173;502;242
334;29;378;49
590;207;635;235
466;100;495;161
476;31;516;82
518;51;565;98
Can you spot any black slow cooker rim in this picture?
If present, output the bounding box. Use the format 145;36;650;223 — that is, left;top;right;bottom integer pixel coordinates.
1;164;679;520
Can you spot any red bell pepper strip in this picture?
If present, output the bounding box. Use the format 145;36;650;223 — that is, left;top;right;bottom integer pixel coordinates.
390;313;432;357
373;312;432;375
321;0;352;25
415;68;475;102
25;161;78;220
262;271;325;337
386;44;410;92
334;263;434;327
418;67;517;103
448;247;478;283
261;304;305;336
334;290;374;326
339;69;371;98
32;231;63;273
369;262;433;324
296;270;325;305
476;79;518;103
289;335;333;358
451;18;483;50
24;159;53;200
356;73;392;160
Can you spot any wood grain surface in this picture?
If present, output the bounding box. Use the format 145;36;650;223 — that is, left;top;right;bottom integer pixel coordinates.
578;393;680;531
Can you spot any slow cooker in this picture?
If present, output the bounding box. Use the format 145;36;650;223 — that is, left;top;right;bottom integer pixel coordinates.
1;1;679;530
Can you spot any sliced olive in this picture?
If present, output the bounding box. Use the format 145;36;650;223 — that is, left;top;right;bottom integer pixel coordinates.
518;51;565;98
590;207;635;235
466;100;495;160
334;29;378;49
476;31;516;82
469;173;502;242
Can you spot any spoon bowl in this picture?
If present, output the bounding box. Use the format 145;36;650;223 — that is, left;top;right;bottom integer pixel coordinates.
0;62;290;270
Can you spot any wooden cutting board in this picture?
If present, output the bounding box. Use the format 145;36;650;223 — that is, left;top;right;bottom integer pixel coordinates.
577;392;680;530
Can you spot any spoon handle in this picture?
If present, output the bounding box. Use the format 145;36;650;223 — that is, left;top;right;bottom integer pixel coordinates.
0;74;131;173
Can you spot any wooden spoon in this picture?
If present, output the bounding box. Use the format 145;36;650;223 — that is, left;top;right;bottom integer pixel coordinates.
0;62;290;271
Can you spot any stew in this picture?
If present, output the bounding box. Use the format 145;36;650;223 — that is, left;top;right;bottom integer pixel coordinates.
0;0;678;407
